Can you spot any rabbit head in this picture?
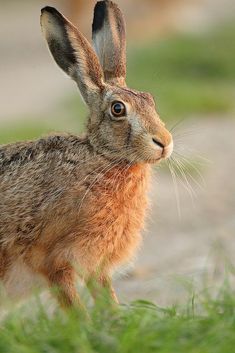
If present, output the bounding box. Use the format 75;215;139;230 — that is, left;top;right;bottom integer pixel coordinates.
40;1;173;164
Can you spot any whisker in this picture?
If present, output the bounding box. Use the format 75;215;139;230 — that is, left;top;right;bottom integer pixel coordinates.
167;159;181;218
169;117;188;133
173;152;206;187
170;156;196;203
174;156;202;191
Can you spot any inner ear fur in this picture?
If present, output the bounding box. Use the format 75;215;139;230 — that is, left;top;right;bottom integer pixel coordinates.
41;6;105;106
92;1;126;86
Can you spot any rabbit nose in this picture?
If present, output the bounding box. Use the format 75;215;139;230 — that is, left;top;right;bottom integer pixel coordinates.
152;136;173;159
152;137;164;149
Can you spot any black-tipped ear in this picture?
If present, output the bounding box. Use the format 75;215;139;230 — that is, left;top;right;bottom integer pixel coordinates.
92;1;107;33
41;7;77;75
92;1;126;86
41;7;105;106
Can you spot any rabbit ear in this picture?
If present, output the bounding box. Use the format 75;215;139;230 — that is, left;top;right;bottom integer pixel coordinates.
41;7;105;106
92;1;126;86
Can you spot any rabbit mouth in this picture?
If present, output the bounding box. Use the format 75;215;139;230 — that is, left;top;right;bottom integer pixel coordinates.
145;140;173;164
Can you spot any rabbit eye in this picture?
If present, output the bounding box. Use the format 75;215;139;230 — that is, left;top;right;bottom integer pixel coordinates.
111;101;126;118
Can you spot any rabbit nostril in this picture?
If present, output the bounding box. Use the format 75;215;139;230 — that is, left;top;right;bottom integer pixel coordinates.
152;138;164;149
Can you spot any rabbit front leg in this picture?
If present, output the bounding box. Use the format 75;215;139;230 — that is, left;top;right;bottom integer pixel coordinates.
44;263;82;308
86;274;119;304
101;276;119;304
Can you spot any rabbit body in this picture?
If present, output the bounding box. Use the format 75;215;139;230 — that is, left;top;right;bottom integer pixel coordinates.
0;1;173;305
0;134;149;299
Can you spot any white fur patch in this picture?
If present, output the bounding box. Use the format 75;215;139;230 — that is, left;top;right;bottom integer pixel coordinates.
128;113;142;134
164;140;174;159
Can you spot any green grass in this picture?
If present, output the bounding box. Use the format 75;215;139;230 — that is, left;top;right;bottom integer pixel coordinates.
1;284;235;353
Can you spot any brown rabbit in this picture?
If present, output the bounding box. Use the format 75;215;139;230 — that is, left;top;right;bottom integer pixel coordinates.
0;1;173;307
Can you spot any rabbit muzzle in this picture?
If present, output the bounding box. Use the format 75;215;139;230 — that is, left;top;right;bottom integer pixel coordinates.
151;126;173;161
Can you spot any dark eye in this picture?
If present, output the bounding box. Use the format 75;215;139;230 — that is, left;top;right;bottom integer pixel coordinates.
111;101;126;118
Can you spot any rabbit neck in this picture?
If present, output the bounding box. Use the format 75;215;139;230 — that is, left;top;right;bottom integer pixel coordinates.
71;161;151;273
88;156;151;193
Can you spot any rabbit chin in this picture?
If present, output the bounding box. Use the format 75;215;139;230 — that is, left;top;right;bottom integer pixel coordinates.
146;157;163;164
125;154;163;165
132;149;165;165
139;156;163;165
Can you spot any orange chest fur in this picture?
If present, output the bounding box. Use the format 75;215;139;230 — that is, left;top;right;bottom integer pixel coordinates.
76;164;151;269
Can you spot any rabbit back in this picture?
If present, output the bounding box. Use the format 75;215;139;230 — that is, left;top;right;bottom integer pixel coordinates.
0;134;92;248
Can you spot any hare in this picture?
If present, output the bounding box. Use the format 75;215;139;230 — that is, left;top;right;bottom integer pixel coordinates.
0;1;173;307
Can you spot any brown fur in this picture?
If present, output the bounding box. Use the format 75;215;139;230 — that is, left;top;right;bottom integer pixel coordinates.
0;1;173;307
